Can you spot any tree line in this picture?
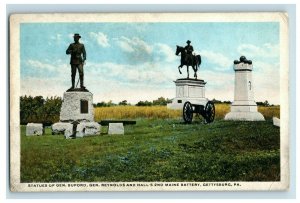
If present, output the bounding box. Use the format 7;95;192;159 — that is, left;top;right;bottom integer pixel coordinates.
20;96;62;124
211;98;274;106
94;97;173;107
20;95;275;124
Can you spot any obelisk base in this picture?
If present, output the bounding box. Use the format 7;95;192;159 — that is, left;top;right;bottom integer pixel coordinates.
225;102;265;121
225;111;265;121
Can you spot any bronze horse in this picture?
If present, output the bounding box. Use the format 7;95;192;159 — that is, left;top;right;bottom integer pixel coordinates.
175;45;201;79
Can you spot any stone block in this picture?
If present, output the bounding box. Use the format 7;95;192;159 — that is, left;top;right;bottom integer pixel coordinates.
76;122;101;138
224;112;265;121
108;123;124;135
273;117;280;127
64;126;74;139
26;123;43;136
52;122;73;135
60;91;94;122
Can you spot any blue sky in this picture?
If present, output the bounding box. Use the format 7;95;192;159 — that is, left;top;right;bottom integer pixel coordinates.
20;22;280;104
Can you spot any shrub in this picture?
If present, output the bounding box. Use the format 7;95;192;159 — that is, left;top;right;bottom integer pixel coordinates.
20;96;62;124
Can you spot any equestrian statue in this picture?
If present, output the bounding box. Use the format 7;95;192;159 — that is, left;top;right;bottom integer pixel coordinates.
175;40;201;79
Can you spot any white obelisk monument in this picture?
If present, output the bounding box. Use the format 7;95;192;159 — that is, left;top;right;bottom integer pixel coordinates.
225;56;265;121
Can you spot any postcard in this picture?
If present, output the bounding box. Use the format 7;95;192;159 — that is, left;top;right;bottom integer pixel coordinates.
10;13;289;191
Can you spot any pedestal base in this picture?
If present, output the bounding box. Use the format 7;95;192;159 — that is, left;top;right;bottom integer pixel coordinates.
60;91;94;122
224;111;265;121
167;97;208;110
167;78;207;110
52;121;101;138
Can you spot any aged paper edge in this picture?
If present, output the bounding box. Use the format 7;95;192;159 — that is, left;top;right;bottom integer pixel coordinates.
9;12;289;192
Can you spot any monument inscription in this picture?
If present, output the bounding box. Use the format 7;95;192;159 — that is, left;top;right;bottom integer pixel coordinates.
80;100;88;114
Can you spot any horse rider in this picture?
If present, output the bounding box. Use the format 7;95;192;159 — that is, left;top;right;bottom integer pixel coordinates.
66;33;86;89
184;40;194;65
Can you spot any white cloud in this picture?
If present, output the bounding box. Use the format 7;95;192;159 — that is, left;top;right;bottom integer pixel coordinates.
154;43;177;62
199;70;234;101
50;34;62;41
26;59;69;74
200;50;232;69
116;40;134;52
115;36;152;54
89;32;110;47
252;61;280;104
21;76;68;98
115;37;177;63
84;75;175;104
21;59;177;103
197;60;280;105
253;61;279;77
22;57;280;105
27;60;56;71
237;43;279;58
86;61;175;85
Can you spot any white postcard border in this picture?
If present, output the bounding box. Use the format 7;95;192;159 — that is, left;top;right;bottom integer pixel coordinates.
10;12;289;192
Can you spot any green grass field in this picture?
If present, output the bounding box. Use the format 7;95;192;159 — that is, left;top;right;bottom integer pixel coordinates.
21;106;280;182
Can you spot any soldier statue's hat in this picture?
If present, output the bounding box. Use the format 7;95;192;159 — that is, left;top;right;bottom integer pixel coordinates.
73;33;81;38
186;40;191;44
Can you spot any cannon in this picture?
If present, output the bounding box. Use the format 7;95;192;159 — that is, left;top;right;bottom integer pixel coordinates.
182;100;215;124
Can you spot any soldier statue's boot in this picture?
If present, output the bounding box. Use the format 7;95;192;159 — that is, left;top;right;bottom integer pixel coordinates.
71;80;75;89
67;78;75;91
80;75;86;89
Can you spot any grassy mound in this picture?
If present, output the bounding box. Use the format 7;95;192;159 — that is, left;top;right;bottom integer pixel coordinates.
21;118;280;182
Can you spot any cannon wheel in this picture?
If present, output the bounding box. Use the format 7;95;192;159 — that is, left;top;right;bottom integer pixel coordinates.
183;101;193;124
204;101;215;123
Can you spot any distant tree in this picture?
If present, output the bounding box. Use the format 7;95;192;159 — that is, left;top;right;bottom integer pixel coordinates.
119;100;128;106
20;96;44;124
152;97;171;106
94;100;117;107
264;100;270;107
211;98;222;104
256;100;271;107
42;96;62;123
136;97;172;106
223;100;232;104
20;95;62;124
107;100;117;107
256;102;264;106
95;101;106;107
136;100;152;106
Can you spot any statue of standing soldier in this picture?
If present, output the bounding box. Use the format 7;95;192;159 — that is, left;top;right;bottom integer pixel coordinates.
66;33;86;90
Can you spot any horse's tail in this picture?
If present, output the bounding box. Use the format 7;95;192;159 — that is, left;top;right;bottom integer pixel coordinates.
196;55;201;67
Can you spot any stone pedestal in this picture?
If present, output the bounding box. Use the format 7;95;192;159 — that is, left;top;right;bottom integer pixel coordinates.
225;62;265;121
52;90;101;138
60;91;94;122
167;78;208;110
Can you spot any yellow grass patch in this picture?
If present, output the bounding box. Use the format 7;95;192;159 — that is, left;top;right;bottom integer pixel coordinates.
94;104;280;121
